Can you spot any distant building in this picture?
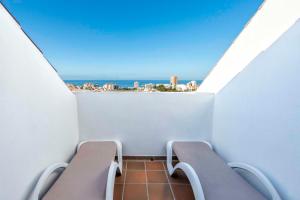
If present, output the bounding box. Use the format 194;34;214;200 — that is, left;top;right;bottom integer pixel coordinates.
82;83;96;90
187;81;197;91
170;76;178;88
144;83;153;92
103;83;118;91
66;83;80;92
134;81;139;89
176;84;188;92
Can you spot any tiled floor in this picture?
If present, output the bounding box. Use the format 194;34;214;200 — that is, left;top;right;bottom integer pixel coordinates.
114;160;195;200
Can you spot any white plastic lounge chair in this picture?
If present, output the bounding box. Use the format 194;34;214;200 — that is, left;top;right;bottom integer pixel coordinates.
31;140;122;200
167;140;281;200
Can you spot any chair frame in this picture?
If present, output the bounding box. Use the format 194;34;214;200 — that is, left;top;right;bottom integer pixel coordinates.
166;140;281;200
31;140;122;200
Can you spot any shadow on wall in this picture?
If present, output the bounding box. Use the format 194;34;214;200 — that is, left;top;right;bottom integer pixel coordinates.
212;20;300;200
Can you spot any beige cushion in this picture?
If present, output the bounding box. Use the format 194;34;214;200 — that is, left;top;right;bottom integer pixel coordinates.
43;141;116;200
173;142;267;200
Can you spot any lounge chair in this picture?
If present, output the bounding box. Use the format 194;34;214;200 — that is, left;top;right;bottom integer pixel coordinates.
166;140;281;200
31;140;122;200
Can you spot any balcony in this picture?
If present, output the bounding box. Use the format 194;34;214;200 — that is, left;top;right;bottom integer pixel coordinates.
1;1;300;200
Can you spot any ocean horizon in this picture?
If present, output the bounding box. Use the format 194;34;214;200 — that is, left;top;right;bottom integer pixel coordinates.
64;80;203;88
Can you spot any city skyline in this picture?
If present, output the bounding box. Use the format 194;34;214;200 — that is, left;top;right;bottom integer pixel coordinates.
3;0;263;80
66;76;200;92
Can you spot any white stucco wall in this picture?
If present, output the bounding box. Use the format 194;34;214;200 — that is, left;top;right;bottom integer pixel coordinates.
199;0;300;94
76;92;214;156
212;20;300;200
0;4;79;200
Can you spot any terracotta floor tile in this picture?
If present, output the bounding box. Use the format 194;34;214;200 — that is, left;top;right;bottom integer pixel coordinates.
113;159;195;200
148;184;173;200
147;171;168;183
115;170;126;184
123;184;148;200
146;161;165;170
127;161;145;170
171;184;195;200
168;169;190;184
113;184;123;200
126;171;146;183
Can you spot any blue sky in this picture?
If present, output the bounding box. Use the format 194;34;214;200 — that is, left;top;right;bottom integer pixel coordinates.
3;0;263;80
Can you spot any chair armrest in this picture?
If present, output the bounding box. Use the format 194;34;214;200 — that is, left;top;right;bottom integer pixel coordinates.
106;141;122;200
166;140;209;200
31;162;68;200
228;162;281;200
113;140;122;173
105;161;120;200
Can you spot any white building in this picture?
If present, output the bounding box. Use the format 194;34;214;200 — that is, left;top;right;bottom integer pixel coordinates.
103;83;117;91
144;83;154;92
187;81;197;91
170;75;178;88
176;84;188;92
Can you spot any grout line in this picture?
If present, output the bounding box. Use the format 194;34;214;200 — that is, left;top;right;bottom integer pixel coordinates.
144;161;150;200
126;160;153;162
167;182;190;185
120;182;189;185
144;169;166;171
163;161;176;200
121;161;127;200
124;182;186;185
124;159;167;161
117;160;191;200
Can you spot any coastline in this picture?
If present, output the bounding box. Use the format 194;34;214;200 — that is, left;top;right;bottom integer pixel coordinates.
64;79;202;92
64;80;202;88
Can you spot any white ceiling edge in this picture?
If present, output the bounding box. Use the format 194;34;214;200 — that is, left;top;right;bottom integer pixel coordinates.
198;0;300;94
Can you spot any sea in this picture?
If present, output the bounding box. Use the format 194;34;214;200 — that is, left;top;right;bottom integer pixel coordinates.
64;80;202;88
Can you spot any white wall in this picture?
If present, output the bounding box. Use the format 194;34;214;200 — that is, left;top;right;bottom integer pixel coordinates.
76;92;214;156
0;4;79;200
199;0;300;94
212;20;300;200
